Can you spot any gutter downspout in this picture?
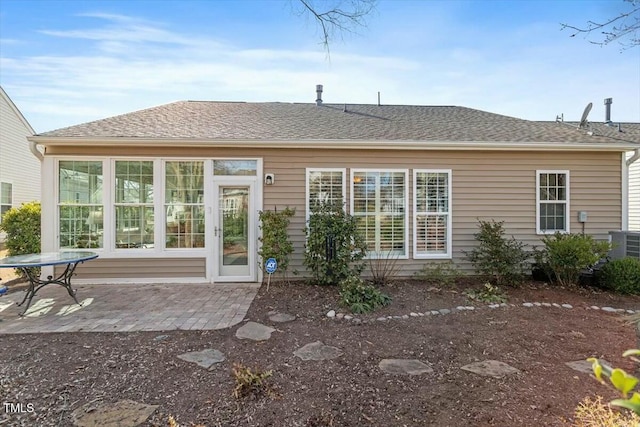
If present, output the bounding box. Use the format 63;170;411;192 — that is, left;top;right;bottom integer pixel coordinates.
627;148;640;166
29;139;43;161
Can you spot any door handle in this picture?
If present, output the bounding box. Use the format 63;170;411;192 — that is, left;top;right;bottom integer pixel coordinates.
214;226;218;237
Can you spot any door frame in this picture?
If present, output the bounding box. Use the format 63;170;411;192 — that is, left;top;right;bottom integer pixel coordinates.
210;174;261;283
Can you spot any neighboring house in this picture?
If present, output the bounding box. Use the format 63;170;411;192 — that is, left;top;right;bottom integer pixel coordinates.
0;86;41;244
27;87;640;284
625;124;640;231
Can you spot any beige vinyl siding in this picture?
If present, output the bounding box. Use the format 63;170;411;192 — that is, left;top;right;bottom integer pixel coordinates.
54;257;206;279
47;146;622;277
630;153;640;231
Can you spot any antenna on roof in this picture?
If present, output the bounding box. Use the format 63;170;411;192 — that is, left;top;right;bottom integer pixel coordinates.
578;102;592;129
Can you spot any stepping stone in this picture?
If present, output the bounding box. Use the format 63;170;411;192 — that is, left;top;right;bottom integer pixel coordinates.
72;399;158;427
294;341;343;361
460;360;520;378
268;311;296;323
566;359;611;375
177;349;225;370
379;359;433;375
235;321;275;341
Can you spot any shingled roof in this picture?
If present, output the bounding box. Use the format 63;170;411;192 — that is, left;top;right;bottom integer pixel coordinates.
37;101;640;145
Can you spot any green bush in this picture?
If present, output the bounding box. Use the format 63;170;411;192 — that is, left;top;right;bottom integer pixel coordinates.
538;233;610;287
599;258;640;294
339;275;391;314
0;201;41;277
0;201;41;255
464;219;529;286
303;199;367;286
258;207;296;279
414;261;462;286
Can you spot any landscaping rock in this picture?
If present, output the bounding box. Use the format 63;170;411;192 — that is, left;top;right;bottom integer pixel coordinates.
268;311;296;323
235;321;275;341
72;399;158;427
326;310;336;318
177;348;225;369
566;359;610;375
379;359;433;375
294;341;343;361
460;360;520;378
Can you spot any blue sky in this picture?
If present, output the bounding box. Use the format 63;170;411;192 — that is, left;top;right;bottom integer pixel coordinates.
1;0;638;133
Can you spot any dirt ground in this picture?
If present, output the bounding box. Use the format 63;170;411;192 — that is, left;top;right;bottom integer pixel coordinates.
1;278;639;427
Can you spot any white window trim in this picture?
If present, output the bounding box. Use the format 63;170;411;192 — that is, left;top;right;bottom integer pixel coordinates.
536;169;570;235
350;168;409;260
0;181;13;223
305;168;347;222
413;169;452;259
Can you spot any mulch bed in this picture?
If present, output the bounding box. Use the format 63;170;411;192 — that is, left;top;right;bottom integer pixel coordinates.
1;279;639;426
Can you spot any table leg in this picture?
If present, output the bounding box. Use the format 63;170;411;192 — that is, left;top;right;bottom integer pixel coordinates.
15;262;83;316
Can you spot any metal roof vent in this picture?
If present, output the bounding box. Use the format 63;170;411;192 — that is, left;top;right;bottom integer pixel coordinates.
604;97;613;125
315;84;323;106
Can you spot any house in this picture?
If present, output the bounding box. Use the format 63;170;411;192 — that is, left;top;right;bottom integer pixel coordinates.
0;86;41;245
625;124;640;231
27;86;640;283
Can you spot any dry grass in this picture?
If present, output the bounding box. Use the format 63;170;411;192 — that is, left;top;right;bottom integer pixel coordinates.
569;396;640;427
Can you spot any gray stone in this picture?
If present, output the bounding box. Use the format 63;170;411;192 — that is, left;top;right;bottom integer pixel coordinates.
601;307;617;312
336;313;344;319
268;311;296;323
401;314;409;319
294;341;343;361
533;302;542;306
561;304;573;309
627;310;636;314
439;309;451;315
177;348;225;369
353;318;361;324
566;359;610;375
72;399;158;427
344;315;353;320
418;312;424;316
552;303;561;308
326;310;336;318
456;306;467;311
488;304;499;309
410;312;419;317
542;303;552;307
431;310;440;315
460;360;520;378
379;359;433;375
590;305;600;310
153;334;169;341
522;302;534;307
377;317;387;322
465;306;475;311
235;321;275;341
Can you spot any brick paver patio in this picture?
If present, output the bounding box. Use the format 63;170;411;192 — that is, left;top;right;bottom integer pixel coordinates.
0;282;260;334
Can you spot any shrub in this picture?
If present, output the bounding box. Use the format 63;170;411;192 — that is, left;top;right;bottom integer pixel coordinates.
339;275;391;314
303;199;367;286
368;250;400;286
538;233;610;287
588;350;640;416
464;219;529;286
0;201;41;277
231;362;273;399
258;207;296;279
465;283;507;304
414;261;462;287
0;201;41;256
599;257;640;294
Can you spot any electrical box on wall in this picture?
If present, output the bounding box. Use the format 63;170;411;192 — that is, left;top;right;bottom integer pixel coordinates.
578;211;588;223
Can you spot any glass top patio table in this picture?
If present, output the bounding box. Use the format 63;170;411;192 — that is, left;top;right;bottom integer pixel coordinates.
0;251;98;268
0;251;98;316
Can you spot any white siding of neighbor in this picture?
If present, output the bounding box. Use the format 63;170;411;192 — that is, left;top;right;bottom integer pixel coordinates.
0;88;40;242
630;151;640;231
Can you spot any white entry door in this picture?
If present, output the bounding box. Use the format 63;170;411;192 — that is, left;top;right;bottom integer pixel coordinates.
213;182;256;282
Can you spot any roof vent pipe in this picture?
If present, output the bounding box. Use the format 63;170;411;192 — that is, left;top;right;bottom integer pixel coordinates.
604;97;613;124
316;84;323;106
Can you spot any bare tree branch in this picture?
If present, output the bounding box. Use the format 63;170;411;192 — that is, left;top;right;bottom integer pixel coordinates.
561;0;640;50
294;0;377;54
